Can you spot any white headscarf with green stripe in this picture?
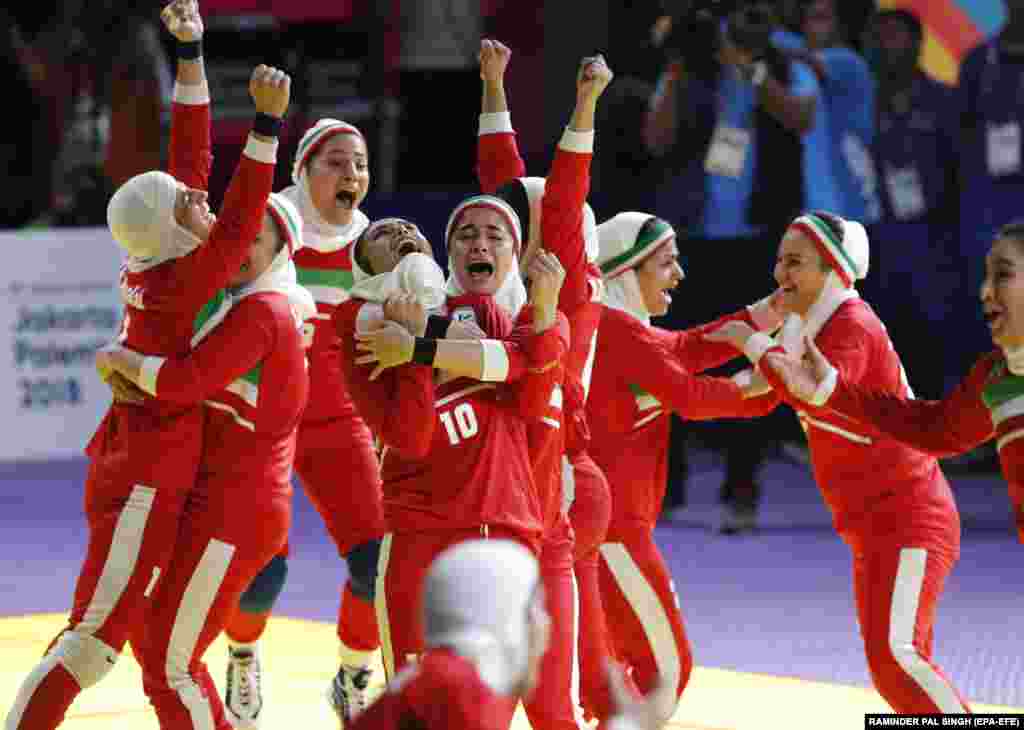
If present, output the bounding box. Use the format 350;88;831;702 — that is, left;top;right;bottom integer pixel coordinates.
596;212;676;325
777;213;871;358
229;193;316;325
444;195;528;317
284;118;370;253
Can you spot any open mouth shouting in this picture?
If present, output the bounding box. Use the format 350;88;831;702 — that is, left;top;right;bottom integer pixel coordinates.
984;307;1004;331
335;189;358;209
466;259;496;284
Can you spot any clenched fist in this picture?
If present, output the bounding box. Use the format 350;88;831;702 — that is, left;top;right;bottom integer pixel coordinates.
250;65;291;119
479;39;512;83
161;0;204;43
576;54;614;105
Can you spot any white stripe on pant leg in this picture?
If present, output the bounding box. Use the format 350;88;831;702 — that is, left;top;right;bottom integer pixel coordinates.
79;485;157;633
5;652;64;730
599;543;682;699
569;571;587;730
888;548;963;713
374;533;396;681
165;539;236;730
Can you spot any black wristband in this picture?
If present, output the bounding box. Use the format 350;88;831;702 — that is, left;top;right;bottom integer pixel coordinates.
411;337;438;366
252;112;283;138
178;40;203;60
425;315;451;340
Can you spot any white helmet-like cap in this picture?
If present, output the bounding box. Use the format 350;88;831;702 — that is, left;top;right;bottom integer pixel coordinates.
423;539;541;697
107;170;201;262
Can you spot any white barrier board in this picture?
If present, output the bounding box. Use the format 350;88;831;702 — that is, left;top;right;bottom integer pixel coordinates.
0;227;123;462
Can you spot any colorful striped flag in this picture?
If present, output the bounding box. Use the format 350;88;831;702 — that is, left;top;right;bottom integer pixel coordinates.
876;0;1006;83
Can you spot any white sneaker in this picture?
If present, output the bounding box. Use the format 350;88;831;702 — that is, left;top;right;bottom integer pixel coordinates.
225;645;263;729
326;664;373;727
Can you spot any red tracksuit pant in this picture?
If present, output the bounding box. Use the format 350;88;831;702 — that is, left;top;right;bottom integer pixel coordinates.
523;515;587;730
134;477;289;730
851;538;970;714
566;451;616;721
225;416;384;651
599;522;693;703
374;526;537;681
5;412;202;730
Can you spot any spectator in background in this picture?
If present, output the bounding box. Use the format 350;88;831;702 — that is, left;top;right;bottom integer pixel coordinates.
6;0;171;227
861;8;960;400
956;0;1024;378
643;2;818;533
776;0;880;223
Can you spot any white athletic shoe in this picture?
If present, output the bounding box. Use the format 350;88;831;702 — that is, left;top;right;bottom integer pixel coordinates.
326;664;373;727
225;645;263;729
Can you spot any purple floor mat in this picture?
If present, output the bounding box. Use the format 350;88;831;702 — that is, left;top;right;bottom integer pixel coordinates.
2;451;1021;707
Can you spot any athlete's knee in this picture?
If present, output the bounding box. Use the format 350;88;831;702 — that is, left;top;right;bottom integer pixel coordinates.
51;630;119;689
238;554;289;614
346;539;381;601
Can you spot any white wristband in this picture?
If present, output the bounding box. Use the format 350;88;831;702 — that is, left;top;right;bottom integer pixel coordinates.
173;81;210;106
139;356;166;396
747;296;783;332
808;365;839;407
742;332;776;366
479;111;513;135
560;127;595;154
480;340;511;382
243;134;278;164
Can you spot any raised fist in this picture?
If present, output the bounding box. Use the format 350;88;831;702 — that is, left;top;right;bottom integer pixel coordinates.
249;65;291;119
478;39;512;83
576;53;614;103
161;0;204;43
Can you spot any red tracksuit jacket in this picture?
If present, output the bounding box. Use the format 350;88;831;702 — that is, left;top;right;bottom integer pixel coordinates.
334;293;565;541
822;350;1023;542
478;119;603;521
587;306;765;535
744;297;960;550
88;96;275;459
139;292;309;491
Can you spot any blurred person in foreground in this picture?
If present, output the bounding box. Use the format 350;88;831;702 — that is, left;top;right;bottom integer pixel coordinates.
348;539;675;730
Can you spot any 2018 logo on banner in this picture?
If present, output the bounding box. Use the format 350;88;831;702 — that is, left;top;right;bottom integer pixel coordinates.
1;227;123;461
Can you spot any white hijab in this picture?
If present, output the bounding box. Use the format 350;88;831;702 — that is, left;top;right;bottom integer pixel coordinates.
349;251;447;310
777;217;871;357
424;539;541;697
443;196;528;317
107;170;204;272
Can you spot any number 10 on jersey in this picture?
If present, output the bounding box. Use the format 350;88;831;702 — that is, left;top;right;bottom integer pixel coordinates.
439;402;479;445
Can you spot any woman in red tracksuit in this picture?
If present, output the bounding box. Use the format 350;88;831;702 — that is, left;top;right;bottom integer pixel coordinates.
587;211;784;715
221;116;384;729
334;196;566;689
476;40;617;724
2;4;286;727
89;192;313;730
770;220;1024;545
704;211;970;714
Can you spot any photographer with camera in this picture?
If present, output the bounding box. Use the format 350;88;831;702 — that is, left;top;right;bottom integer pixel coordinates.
643;0;820;533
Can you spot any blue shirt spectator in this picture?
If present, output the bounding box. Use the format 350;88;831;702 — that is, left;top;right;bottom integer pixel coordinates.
861;8;961;398
700;60;819;238
774;3;880;222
